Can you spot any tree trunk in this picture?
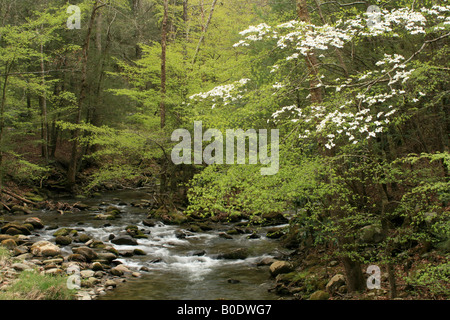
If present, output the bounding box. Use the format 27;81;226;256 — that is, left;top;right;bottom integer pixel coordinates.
341;256;366;292
297;0;323;105
39;39;49;163
0;64;11;190
160;0;168;129
67;1;102;189
192;0;218;65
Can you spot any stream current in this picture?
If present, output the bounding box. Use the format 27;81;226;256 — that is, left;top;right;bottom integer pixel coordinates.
18;188;284;300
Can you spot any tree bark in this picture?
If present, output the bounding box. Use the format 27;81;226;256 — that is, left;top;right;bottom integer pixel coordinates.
67;1;103;189
297;0;323;105
192;0;218;65
160;0;168;129
39;37;49;163
342;255;366;292
0;62;12;190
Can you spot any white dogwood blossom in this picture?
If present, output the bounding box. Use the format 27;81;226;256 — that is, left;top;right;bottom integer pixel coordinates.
190;5;449;148
189;78;251;108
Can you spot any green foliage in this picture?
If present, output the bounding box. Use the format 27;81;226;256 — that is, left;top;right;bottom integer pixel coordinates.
0;270;75;300
405;262;450;297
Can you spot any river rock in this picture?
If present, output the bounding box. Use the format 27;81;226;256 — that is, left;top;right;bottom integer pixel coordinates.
1;238;17;250
67;254;87;262
97;252;117;262
126;225;148;239
0;234;14;242
53;228;78;237
111;236;138;246
31;241;61;257
45;268;64;275
133;249;146;256
12;262;33;272
44;258;64;264
326;274;346;294
142;219;156;227
73;203;90;211
266;227;285;239
105;206;121;215
95;213;117;220
13;245;29;256
257;257;277;266
105;279;117;288
55;235;72;246
217;248;249;260
114;264;131;273
81;270;95;278
219;232;233;239
24;217;44;229
72;247;98;262
269;261;295;277
91;262;104;271
1;223;31;236
110;266;126;276
76;233;91;243
11;205;32;215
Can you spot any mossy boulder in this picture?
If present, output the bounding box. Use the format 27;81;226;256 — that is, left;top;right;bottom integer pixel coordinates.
217;248;249;260
126;225;149;239
269;261;295;277
53;228;78;237
148;208;189;225
309;290;330;300
24;217;44;229
1;223;31;236
1;238;17;250
55;235;72;246
360;224;384;243
10;205;33;215
72;246;98;262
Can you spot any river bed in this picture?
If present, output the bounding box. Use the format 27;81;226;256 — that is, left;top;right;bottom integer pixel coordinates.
10;188;284;300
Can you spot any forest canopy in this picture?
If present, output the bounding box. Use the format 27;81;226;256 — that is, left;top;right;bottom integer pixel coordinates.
0;0;448;299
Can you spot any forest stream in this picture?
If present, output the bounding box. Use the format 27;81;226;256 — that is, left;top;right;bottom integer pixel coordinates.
8;188;283;300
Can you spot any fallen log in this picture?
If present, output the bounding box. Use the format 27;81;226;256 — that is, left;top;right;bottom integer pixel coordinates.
1;189;37;206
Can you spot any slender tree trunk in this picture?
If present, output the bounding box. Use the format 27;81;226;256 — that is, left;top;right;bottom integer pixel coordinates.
192;0;218;65
297;0;323;105
160;0;168;129
0;64;10;190
39;39;49;163
67;1;102;189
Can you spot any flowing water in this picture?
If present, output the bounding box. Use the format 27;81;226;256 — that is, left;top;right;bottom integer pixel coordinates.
18;188;283;300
